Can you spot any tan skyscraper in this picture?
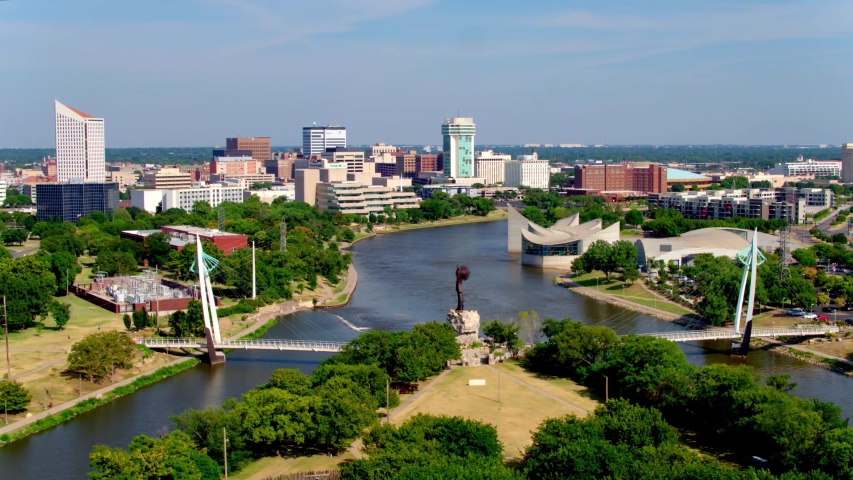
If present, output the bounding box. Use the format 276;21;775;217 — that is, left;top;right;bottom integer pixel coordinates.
226;137;271;173
843;144;853;183
55;100;105;182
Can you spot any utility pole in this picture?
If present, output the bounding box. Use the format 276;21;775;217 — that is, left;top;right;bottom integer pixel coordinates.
386;378;390;423
779;225;791;283
3;296;9;380
252;241;256;300
604;375;609;402
497;362;501;403
223;427;228;479
280;217;287;252
155;266;160;334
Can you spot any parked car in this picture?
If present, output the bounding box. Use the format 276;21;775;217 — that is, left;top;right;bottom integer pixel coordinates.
844;304;853;311
823;307;838;313
817;315;830;322
845;319;853;326
787;309;805;316
803;313;818;320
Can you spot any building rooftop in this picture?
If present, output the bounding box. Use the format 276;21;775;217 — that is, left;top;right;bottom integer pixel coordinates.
666;168;711;180
163;225;246;238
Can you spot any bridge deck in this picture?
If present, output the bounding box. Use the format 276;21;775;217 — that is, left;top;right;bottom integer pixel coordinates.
641;325;838;342
134;337;345;353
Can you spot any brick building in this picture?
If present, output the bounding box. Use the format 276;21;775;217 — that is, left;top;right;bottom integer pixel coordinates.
574;163;667;194
122;225;248;255
226;137;271;162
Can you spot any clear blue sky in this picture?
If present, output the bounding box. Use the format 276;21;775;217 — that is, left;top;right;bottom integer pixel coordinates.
1;0;851;147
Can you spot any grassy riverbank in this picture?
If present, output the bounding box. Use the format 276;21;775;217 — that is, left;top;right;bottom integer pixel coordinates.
0;358;200;446
566;271;694;317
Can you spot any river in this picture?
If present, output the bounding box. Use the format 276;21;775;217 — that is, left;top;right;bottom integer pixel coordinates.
2;220;852;479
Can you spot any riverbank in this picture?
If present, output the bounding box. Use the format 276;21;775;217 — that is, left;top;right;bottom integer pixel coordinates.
0;355;201;445
753;337;853;376
556;274;702;326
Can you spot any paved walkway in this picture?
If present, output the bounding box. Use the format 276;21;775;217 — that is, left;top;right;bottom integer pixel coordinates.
0;353;201;437
319;264;358;307
387;368;452;421
484;365;588;415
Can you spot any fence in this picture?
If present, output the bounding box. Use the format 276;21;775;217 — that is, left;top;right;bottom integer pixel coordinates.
261;470;340;480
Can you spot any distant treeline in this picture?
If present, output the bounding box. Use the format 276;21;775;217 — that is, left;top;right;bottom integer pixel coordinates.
1;145;842;169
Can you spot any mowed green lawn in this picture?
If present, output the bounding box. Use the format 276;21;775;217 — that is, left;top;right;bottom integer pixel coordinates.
570;271;694;316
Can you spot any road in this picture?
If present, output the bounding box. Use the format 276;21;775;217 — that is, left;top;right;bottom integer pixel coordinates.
790;203;852;246
10;246;39;259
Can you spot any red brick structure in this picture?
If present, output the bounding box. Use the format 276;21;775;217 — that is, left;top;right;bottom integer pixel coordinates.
160;225;248;255
416;154;440;173
574;163;667;194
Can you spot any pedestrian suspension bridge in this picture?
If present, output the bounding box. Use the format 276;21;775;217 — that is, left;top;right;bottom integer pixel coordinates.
134;230;836;357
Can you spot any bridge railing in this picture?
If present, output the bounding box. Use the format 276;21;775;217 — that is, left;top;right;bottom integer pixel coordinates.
640;325;838;342
133;337;348;351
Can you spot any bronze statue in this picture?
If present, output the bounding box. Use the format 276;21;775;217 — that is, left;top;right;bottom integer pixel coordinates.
456;265;470;311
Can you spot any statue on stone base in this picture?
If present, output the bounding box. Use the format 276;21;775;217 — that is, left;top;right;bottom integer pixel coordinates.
448;265;478;343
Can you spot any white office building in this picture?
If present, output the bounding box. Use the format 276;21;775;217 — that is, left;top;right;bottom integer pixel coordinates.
504;159;550;189
843;144;853;183
131;185;246;213
302;125;346;158
55;100;105;182
475;150;511;185
768;158;842;177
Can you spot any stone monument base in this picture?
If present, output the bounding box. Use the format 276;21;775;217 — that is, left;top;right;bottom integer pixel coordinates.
446;309;480;344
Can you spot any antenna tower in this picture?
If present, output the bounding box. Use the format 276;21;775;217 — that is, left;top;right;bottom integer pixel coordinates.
280;217;287;252
778;225;791;282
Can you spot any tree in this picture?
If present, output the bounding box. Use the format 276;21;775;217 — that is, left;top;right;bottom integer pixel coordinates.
311;377;378;452
482;320;520;346
0;256;57;330
89;431;220;480
832;233;848;245
0;245;11;262
520;206;547;226
0;379;32;412
132;307;149;331
671;183;685;192
48;251;80;295
144;232;172;267
49;300;71;330
792;248;818;267
94;250;138;276
1;228;27;245
339;227;355;243
122;313;132;331
516;310;541;348
621;267;641;284
168;300;206;337
67;331;136;382
625;209;644;226
311;364;398;409
572;240;638;282
266;368;313;395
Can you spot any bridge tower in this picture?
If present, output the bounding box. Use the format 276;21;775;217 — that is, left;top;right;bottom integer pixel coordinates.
191;235;225;363
732;229;766;356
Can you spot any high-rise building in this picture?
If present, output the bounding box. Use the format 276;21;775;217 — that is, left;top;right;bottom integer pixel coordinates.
322;147;366;174
475;150;512;185
36;182;118;223
842;144;853;183
573;163;667;194
55;100;105;183
226;137;270;173
441;117;475;178
505;159;550;189
302;126;346;158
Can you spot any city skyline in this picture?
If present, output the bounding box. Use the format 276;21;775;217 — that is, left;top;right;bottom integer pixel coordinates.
2;0;852;148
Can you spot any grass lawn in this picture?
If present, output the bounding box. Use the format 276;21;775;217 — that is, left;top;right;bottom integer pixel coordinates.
391;364;595;457
230;453;355;480
5;239;40;251
0;294;187;426
324;293;348;305
569;271;693;316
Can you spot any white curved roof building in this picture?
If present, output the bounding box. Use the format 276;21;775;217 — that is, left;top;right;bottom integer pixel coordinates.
507;206;621;268
634;227;804;266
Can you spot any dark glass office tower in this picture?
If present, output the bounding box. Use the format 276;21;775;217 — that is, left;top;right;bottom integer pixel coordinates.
36;182;119;223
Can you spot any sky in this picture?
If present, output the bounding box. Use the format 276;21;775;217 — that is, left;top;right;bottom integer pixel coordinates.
1;0;852;148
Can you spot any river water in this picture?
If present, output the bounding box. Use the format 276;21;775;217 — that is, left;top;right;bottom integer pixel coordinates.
3;220;852;479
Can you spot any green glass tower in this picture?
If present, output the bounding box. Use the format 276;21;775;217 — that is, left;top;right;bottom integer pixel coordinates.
442;117;476;178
